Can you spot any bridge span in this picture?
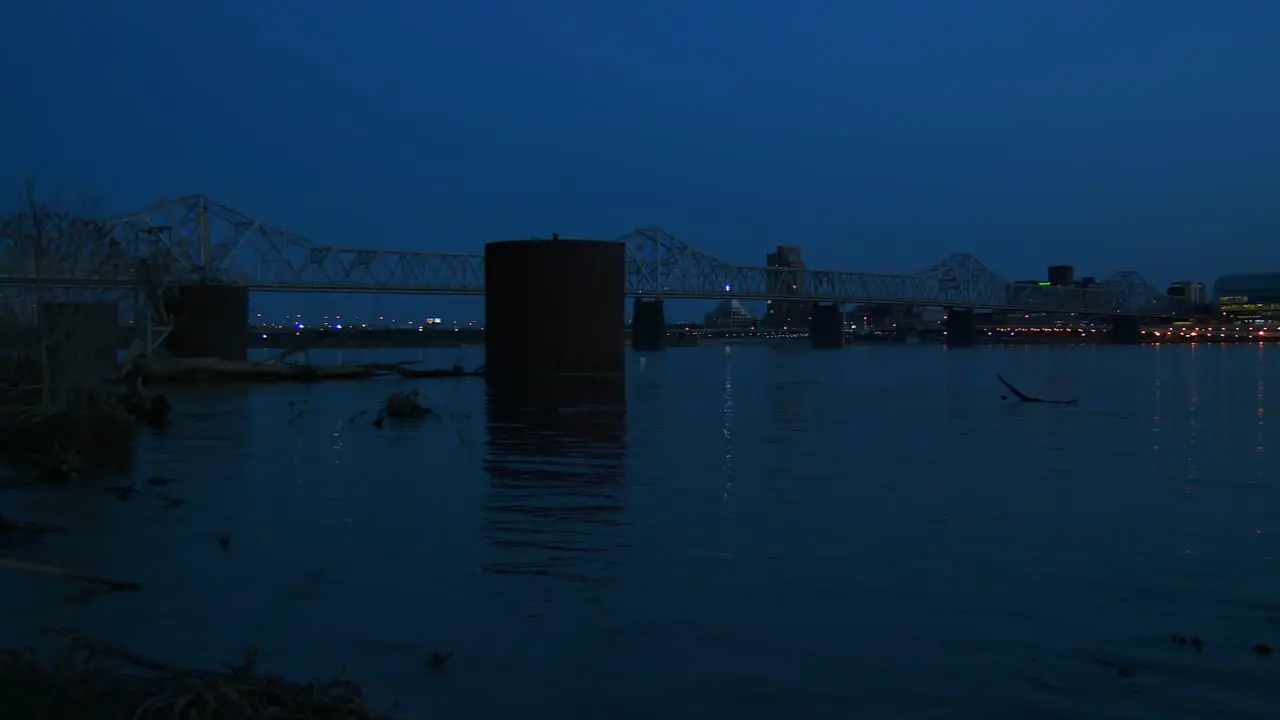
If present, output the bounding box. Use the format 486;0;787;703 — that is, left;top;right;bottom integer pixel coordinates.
0;194;1187;318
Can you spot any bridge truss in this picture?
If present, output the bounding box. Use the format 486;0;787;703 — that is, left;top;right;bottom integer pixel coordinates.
623;228;1181;316
0;194;1186;318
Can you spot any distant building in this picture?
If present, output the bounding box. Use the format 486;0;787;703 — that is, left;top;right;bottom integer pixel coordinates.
704;299;756;329
1214;274;1280;320
848;303;916;328
763;246;807;329
1048;265;1074;287
767;245;803;267
1166;280;1207;307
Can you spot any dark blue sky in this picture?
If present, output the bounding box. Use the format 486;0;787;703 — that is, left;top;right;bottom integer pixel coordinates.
4;0;1278;323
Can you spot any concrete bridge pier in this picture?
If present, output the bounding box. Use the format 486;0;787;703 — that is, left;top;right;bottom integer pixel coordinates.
165;285;250;361
1110;315;1141;344
809;302;844;349
484;238;626;378
631;298;667;351
945;308;976;348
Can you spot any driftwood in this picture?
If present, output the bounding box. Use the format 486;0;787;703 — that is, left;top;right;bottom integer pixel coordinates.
0;557;141;591
0;514;66;539
136;358;379;383
256;345;304;366
0;627;404;719
361;362;478;379
131;358;483;384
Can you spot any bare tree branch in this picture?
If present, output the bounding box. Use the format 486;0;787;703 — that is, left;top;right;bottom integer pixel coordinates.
0;175;138;476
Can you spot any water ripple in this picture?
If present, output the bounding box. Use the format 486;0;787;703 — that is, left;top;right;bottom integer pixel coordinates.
1;346;1279;718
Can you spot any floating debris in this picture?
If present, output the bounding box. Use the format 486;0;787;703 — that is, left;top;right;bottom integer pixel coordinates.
997;374;1078;406
0;515;66;541
106;485;139;502
0;558;140;592
133;356;481;384
156;494;186;509
0;627;403;720
383;390;430;420
427;650;454;676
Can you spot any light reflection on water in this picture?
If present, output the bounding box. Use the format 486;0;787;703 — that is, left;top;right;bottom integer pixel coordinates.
1;344;1279;717
482;378;627;585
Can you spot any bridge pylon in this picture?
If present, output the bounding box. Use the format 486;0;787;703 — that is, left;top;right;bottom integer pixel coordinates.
809;302;844;349
1109;315;1141;344
484;238;626;378
945;308;976;348
631;298;666;351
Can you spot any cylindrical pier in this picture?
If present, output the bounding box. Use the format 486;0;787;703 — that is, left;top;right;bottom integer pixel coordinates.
809;302;844;349
484;239;626;378
1110;315;1141;344
165;285;249;361
631;298;667;351
945;308;976;348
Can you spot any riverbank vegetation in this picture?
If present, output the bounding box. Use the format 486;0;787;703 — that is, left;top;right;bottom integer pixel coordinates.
0;181;452;717
0;179;142;478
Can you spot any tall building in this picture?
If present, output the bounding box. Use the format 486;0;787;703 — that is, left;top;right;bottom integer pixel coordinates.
1166;280;1206;307
704;299;756;329
1214;274;1280;320
1048;265;1075;286
763;246;807;329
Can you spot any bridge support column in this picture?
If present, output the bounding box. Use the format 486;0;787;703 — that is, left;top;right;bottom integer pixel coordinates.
809;302;844;349
1110;315;1141;344
165;285;249;361
631;298;667;351
945;308;976;348
484;239;625;378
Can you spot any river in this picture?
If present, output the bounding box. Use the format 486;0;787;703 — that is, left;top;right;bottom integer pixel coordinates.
2;343;1279;718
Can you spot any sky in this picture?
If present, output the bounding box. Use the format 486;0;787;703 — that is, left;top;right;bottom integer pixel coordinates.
3;0;1279;323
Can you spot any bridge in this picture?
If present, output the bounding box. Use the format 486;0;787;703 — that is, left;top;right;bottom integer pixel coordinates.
0;194;1186;318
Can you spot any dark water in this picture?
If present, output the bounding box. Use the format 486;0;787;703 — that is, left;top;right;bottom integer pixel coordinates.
4;343;1280;718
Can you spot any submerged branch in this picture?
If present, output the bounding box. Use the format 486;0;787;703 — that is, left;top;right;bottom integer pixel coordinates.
0;628;405;720
997;375;1078;406
0;558;141;592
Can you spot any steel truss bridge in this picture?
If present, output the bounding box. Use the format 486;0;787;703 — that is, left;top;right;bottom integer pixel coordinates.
0;194;1187;318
